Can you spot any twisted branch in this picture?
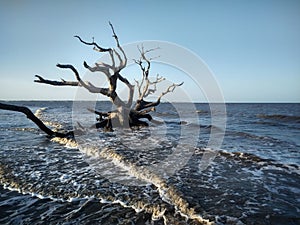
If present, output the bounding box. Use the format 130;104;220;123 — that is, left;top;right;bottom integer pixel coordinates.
56;64;109;95
74;35;111;52
76;22;131;108
83;61;111;79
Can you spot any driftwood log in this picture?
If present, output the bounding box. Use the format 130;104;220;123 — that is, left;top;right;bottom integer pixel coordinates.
0;103;73;138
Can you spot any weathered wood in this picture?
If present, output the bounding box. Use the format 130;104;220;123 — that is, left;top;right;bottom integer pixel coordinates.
0;103;73;138
74;35;111;52
133;46;183;111
34;75;79;86
30;23;183;131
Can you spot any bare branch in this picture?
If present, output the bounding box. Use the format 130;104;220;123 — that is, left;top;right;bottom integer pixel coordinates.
133;44;183;112
135;82;183;111
74;35;111;52
134;46;163;101
158;82;184;101
143;74;166;98
109;22;127;70
34;75;79;86
137;45;151;77
109;50;116;69
56;64;109;95
133;59;145;96
109;21;120;47
134;79;141;95
83;61;111;79
55;62;129;108
150;74;165;85
113;49;124;71
0;103;73;138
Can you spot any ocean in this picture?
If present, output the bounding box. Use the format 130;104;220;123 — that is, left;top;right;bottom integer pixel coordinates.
0;101;299;225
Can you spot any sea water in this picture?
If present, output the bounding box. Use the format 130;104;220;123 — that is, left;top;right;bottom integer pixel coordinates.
0;101;299;224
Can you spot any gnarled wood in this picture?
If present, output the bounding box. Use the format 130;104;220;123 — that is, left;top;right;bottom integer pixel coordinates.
30;23;183;130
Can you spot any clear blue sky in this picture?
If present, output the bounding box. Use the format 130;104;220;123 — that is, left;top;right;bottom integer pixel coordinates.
0;0;299;102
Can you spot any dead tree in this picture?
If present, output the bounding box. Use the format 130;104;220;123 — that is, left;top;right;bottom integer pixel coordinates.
6;22;183;132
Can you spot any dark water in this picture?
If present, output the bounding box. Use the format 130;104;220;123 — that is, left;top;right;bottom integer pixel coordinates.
0;101;299;225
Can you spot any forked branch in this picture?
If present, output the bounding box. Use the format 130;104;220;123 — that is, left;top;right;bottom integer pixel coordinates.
109;22;127;71
134;82;183;111
134;46;163;100
34;75;79;86
143;74;165;98
56;64;110;95
133;45;183;111
158;82;184;100
75;22;131;107
74;35;111;52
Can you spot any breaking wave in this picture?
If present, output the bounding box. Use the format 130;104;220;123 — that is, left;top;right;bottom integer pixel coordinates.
34;107;64;130
1;124;299;224
257;114;300;123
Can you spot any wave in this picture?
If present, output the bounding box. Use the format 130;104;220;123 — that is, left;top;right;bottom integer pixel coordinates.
34;107;63;130
1;112;299;224
75;131;218;224
185;148;300;224
225;129;286;144
2;134;299;224
0;163;172;224
34;107;48;117
193;147;300;175
95;147;213;224
0;132;216;224
0;127;38;132
218;150;299;171
196;110;209;114
155;111;179;117
257;114;300;123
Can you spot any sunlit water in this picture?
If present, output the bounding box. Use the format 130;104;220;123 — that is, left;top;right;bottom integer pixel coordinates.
0;102;299;225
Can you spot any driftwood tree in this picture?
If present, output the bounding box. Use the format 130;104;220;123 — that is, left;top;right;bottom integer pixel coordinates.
1;23;182;135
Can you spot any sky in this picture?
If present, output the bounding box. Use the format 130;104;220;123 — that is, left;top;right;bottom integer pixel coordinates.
0;0;299;102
